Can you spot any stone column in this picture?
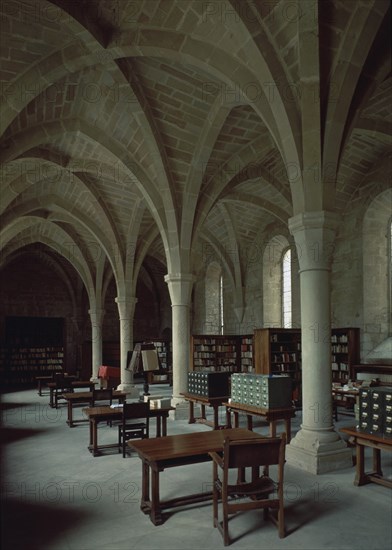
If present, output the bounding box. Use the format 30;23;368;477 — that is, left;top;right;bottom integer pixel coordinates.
164;273;195;416
115;297;139;397
286;211;352;473
88;308;104;384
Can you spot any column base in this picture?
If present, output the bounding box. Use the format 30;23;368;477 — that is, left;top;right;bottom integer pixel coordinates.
286;428;353;474
116;384;139;398
169;399;194;420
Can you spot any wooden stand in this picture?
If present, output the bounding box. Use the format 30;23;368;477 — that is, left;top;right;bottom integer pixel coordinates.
180;392;228;430
223;402;295;442
340;426;392;488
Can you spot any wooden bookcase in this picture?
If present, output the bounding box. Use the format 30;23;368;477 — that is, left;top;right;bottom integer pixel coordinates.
190;334;253;373
189;328;360;404
240;335;254;372
190;335;239;372
0;346;64;387
331;327;360;383
253;328;302;402
1;316;65;387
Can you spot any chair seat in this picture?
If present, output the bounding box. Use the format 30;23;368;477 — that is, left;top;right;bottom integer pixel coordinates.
222;476;276;497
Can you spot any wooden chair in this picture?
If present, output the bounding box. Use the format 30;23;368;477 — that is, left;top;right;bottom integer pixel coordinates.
118;402;150;457
90;389;114;425
91;388;113;407
53;373;74;408
209;433;286;546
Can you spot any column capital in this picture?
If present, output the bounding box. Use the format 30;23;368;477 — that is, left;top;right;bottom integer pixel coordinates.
115;296;138;318
164;272;195;284
288;211;340;271
115;296;138;306
288;211;339;234
164;273;195;305
88;308;105;321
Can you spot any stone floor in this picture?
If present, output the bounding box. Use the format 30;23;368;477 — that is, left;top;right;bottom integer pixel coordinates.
1;384;391;550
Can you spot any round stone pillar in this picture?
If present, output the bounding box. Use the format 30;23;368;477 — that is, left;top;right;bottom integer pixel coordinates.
286;212;352;473
88;308;104;384
164;273;195;412
115;296;139;397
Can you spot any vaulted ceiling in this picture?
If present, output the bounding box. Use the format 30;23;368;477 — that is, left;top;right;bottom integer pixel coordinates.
1;0;391;303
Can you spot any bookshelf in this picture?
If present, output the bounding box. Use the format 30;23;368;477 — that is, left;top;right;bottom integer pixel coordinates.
1;316;65;387
0;346;64;387
240;335;254;372
253;328;302;403
331;327;360;383
190;335;239;372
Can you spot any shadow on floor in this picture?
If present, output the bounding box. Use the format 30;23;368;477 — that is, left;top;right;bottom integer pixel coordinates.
1;496;91;550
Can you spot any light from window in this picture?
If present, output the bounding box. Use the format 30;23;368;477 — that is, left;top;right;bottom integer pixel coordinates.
282;249;292;328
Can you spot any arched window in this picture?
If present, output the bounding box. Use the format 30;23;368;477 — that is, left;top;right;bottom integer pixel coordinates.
205;262;223;334
282;248;292;328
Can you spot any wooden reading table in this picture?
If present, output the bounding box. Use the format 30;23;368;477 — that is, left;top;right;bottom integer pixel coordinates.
83;405;174;456
129;428;263;525
47;380;95;408
340;426;392;488
332;388;359;420
36;374;77;396
180;392;228;429
223;401;296;442
62;390;126;427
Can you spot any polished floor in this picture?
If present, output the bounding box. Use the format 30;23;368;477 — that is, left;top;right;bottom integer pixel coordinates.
1;384;391;550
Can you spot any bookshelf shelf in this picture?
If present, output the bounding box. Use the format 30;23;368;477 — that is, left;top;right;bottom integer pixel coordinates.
331;327;360;383
190;335;253;373
0;346;64;387
253;328;302;404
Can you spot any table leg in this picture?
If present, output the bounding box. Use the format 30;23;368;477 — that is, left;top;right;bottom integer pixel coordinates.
269;420;277;437
93;420;99;456
188;401;195;424
140;460;151;514
372;448;383;477
246;414;253;431
150;468;163;525
161;415;168;437
226;408;232;428
233;411;239;428
213;405;219;430
285;418;291;442
155;416;161;438
67;401;73;427
201;404;206;420
50;388;54;408
89;420;99;456
38;380;42;396
354;443;366;486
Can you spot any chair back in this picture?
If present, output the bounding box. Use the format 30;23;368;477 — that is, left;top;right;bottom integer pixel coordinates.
53;372;72;389
122;401;150;421
224;434;286;469
91;388;113;406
